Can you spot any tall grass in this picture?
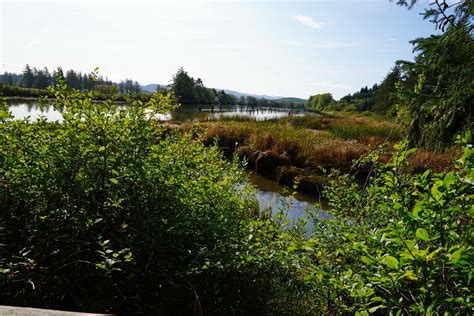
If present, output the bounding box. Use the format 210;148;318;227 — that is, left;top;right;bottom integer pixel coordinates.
204;119;370;170
199;114;451;173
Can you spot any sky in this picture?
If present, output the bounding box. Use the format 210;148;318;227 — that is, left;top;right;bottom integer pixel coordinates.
1;0;439;99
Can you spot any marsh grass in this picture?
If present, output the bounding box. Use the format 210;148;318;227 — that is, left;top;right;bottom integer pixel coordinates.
199;114;451;173
204;119;371;170
329;120;401;142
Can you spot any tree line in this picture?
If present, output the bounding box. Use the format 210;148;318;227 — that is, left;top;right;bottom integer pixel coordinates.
171;67;303;108
0;65;142;95
306;66;400;115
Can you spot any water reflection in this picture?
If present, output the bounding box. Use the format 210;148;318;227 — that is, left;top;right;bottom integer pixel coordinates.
249;171;333;232
6;99;306;122
7;99;64;121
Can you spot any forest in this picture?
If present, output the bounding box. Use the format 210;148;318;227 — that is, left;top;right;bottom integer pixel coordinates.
0;0;472;315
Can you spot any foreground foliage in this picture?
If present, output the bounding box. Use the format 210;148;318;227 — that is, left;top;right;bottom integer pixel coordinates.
1;83;472;314
0;86;268;313
309;138;473;314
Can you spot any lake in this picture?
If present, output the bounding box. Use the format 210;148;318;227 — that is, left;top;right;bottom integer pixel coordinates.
6;98;307;122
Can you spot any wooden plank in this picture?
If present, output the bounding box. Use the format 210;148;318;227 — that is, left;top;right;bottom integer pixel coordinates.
0;306;114;316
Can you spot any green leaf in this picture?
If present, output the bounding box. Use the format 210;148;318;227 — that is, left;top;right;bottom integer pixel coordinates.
431;180;444;203
109;178;118;184
401;270;418;281
368;305;386;313
416;228;429;241
99;146;106;151
95;263;107;270
385;256;399;269
449;247;465;264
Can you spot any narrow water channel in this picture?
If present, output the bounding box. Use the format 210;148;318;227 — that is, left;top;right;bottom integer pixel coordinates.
249;171;333;231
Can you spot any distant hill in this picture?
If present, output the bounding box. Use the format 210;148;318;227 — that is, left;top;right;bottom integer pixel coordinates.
273;97;307;104
217;88;284;100
139;83;168;93
139;83;306;103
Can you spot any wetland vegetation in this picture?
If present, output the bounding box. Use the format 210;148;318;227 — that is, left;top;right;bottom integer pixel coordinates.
1;0;473;315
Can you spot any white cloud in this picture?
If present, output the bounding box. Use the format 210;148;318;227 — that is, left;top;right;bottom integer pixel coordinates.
293;14;326;30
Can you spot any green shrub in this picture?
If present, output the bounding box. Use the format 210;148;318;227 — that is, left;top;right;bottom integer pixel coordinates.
343;104;358;112
0;84;271;313
308;138;473;314
0;84;51;98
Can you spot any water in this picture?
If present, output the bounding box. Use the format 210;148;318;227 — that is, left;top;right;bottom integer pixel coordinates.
6;99;306;122
249;171;332;232
205;106;305;121
7;99;64;121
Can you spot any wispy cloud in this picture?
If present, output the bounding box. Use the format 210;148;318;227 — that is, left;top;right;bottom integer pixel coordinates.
293;14;326;30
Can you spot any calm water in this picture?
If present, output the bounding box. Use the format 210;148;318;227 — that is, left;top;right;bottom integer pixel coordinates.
6;99;326;228
249;171;332;232
7;100;64;121
7;99;306;122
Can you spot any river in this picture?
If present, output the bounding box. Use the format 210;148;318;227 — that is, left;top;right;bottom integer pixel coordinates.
6;98;306;122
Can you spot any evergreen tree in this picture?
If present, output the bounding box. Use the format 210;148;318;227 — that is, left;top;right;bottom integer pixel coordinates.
65;70;80;89
21;64;34;88
373;66;400;114
394;0;473;149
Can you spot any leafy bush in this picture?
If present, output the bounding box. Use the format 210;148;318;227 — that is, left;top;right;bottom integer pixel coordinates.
0;84;270;313
343;104;358;112
0;83;51;98
308;138;473;314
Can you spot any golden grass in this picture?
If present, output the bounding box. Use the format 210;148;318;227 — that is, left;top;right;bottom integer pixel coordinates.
204;119;371;170
409;149;459;173
171;114;454;174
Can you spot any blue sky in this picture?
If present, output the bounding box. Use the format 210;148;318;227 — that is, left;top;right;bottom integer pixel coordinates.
1;0;438;99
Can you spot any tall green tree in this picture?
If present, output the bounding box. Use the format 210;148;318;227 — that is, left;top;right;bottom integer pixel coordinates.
172;67;198;104
65;70;80;89
373;66;400;114
34;67;52;89
0;72;18;86
307;93;335;111
394;0;473;149
246;96;258;106
21;64;34;88
217;90;236;106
